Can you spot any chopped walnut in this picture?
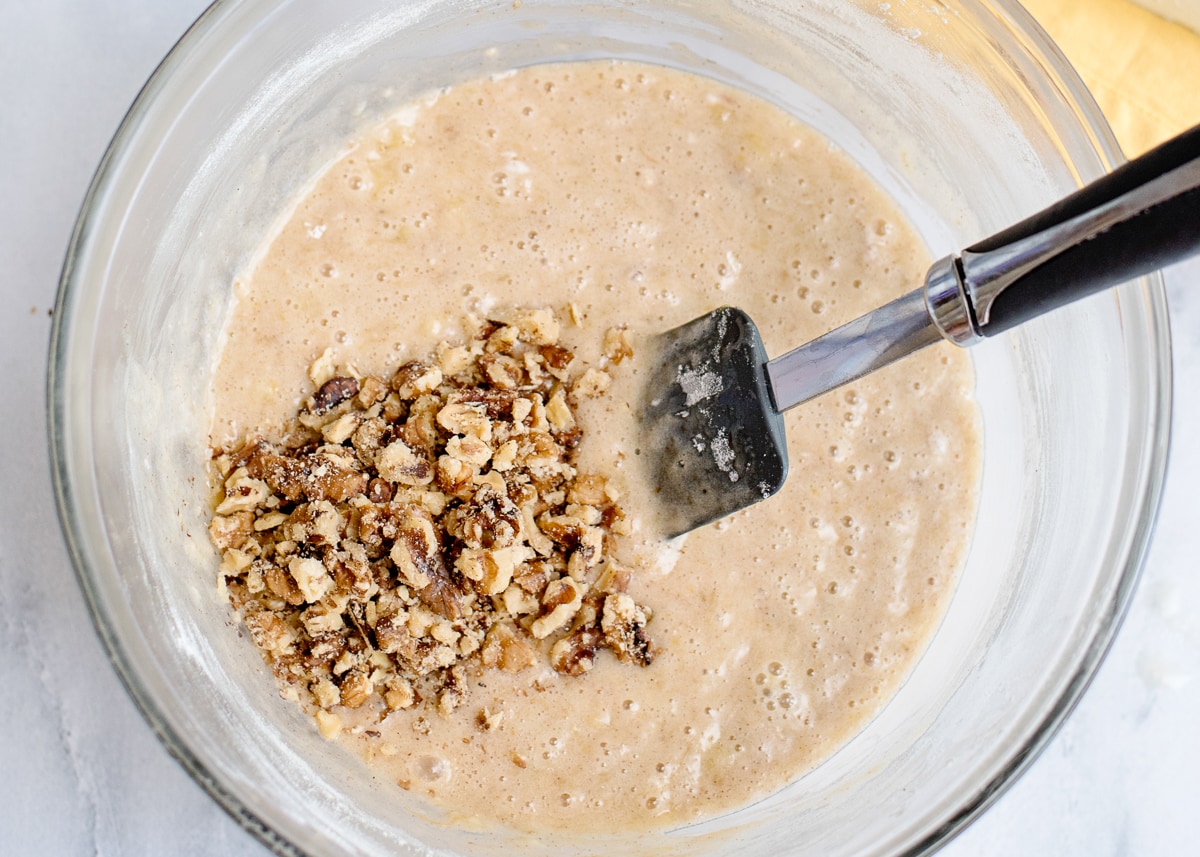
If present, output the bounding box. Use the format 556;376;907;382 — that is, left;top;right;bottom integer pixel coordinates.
311;376;360;415
288;556;334;603
209;511;254;551
392;361;443;399
509;308;560;345
601;593;655;667
377;439;434;486
308;348;337;386
480;622;538;673
602;326;633;364
339;669;374;708
530;576;584;639
437;343;474;377
476;707;504;731
456;545;530;596
572;368;612;399
544;389;575;432
437;401;492;441
208;308;654;728
384;676;416;710
480;353;523;389
215;471;271;515
321;412;361;444
550;626;604;677
315;709;342;740
357;376;388;408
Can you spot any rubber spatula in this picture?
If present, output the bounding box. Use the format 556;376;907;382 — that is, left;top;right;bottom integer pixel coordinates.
643;122;1200;537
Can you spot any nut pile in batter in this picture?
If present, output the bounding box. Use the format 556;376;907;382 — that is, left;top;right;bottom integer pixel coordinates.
207;308;653;734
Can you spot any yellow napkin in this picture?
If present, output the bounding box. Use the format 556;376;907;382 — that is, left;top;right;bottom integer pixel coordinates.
1022;0;1200;156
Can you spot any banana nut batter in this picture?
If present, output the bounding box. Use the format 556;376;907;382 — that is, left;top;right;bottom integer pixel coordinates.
208;61;981;834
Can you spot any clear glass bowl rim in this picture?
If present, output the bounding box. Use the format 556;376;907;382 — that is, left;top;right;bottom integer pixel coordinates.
46;1;1174;855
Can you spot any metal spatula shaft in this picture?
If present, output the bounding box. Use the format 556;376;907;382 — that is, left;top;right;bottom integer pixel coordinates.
644;123;1200;536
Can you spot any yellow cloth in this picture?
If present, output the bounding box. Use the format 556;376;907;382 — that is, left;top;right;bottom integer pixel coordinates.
1023;0;1200;156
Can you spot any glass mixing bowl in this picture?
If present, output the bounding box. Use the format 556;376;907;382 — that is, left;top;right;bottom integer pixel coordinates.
48;1;1171;855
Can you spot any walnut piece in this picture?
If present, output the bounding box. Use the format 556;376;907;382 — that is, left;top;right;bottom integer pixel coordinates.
208;307;654;728
311;376;360;415
601;593;655;667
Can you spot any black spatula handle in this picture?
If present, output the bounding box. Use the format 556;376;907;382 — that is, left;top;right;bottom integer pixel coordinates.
940;124;1200;339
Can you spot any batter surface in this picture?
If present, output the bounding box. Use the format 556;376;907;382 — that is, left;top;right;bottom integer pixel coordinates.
210;61;980;833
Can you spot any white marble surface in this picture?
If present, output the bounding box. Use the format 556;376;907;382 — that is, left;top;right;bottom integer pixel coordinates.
2;2;1197;854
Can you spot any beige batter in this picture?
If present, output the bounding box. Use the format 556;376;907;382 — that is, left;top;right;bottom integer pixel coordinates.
210;62;980;834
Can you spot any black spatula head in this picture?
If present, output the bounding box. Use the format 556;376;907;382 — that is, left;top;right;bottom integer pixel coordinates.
640;307;788;537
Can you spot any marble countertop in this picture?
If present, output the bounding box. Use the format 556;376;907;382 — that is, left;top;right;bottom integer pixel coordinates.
3;2;1197;854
